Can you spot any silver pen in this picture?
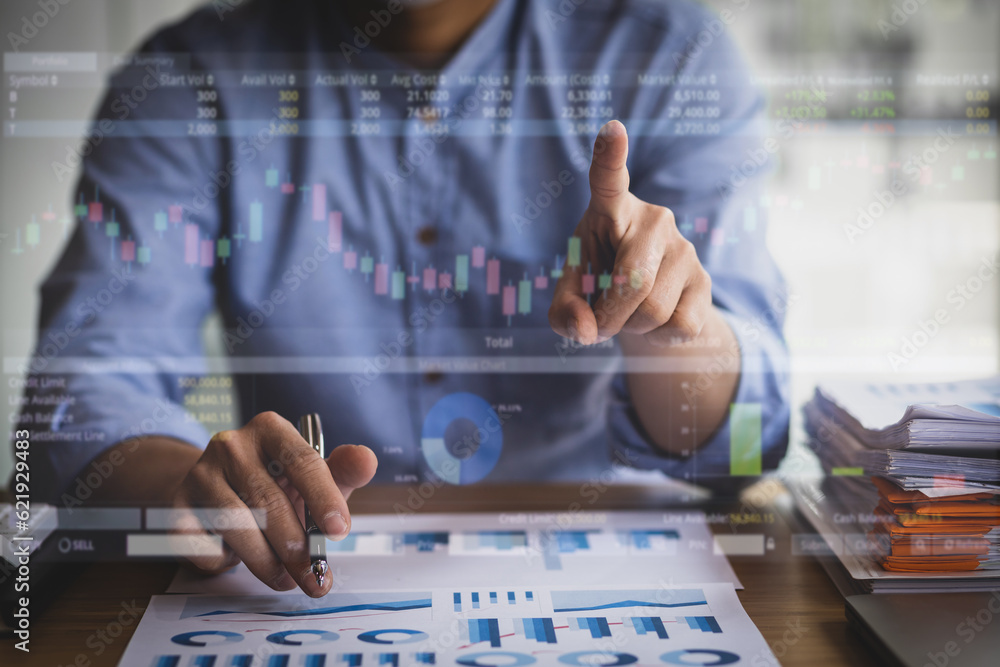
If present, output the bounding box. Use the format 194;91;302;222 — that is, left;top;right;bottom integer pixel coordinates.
298;413;329;588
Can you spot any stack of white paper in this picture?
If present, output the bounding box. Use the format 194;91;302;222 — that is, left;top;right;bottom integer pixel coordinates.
804;376;1000;494
811;377;1000;451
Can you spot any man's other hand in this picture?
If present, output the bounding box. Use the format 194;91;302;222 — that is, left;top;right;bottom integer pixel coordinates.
549;120;712;348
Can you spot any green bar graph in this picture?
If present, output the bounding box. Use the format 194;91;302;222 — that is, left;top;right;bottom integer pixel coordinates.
360;256;374;274
456;254;469;292
598;273;612;290
567;237;581;267
217;238;231;260
730;403;762;476
391;269;405;299
518;278;531;314
831;467;864;476
137;247;151;265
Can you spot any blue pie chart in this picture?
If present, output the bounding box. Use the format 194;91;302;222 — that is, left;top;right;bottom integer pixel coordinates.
659;650;740;665
266;629;339;645
457;652;536;666
420;392;503;485
170;631;242;646
559;651;638;665
357;628;428;645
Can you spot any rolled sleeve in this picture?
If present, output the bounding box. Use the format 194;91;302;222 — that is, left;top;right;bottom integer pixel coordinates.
31;382;212;505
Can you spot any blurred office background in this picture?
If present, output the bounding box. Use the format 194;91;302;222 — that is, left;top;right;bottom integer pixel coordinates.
1;0;997;483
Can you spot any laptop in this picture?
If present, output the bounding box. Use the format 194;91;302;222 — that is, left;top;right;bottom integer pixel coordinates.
845;592;1000;667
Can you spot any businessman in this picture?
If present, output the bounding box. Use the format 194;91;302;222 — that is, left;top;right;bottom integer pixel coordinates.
23;0;790;597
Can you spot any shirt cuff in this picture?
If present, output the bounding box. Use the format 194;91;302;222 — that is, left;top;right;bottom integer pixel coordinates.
30;394;210;505
607;309;790;490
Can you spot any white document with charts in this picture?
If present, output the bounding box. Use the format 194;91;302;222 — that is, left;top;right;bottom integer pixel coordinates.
119;511;779;666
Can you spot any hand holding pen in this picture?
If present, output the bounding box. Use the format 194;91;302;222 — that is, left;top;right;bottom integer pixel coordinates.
168;411;378;597
299;413;329;588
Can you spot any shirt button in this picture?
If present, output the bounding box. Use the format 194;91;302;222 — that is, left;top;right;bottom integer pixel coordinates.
416;226;438;245
423;371;444;384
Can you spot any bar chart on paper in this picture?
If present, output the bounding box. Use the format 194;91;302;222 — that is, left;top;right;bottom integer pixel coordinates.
453;590;537;613
124;584;776;667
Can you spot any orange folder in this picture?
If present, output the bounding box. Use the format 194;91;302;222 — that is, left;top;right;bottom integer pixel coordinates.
882;556;983;572
871;476;996;504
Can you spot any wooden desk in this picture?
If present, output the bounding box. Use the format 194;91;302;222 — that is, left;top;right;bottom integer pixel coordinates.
1;483;881;666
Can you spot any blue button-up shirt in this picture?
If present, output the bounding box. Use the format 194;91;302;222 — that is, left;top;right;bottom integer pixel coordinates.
24;0;789;502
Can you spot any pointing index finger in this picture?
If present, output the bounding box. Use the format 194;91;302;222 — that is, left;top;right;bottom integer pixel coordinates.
588;120;631;220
